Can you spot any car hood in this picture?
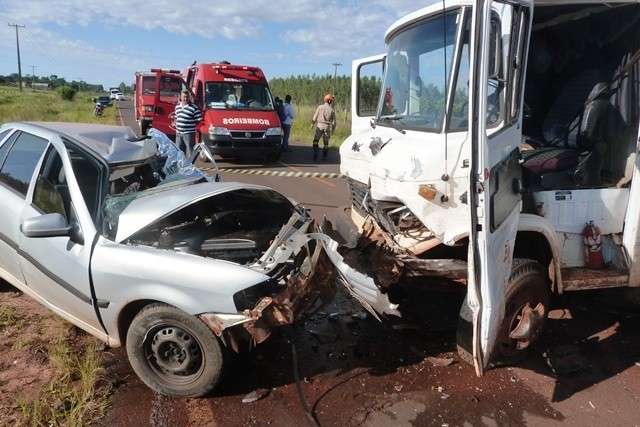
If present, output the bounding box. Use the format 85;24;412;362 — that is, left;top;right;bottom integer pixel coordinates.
113;181;270;243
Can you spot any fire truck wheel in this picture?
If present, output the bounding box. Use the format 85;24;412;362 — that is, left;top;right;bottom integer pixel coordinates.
126;303;225;397
491;258;549;366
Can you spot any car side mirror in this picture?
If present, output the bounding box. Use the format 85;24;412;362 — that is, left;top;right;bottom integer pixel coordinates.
20;213;84;244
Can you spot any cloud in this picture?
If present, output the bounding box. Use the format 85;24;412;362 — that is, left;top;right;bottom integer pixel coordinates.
0;0;439;84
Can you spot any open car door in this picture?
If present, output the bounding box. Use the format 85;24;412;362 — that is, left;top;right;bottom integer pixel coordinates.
351;54;385;135
467;0;533;374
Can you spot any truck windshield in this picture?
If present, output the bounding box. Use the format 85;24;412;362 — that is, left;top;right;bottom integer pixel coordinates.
204;82;274;111
377;10;460;132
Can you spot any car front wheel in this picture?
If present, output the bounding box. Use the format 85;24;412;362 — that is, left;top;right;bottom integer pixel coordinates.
125;304;224;397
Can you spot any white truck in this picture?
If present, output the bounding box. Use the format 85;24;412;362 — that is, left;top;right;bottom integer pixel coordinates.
340;0;640;374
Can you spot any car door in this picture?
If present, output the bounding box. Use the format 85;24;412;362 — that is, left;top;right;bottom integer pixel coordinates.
17;135;105;334
467;0;532;373
351;54;385;135
0;129;33;287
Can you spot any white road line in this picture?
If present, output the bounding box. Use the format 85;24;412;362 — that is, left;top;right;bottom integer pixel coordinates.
214;167;343;179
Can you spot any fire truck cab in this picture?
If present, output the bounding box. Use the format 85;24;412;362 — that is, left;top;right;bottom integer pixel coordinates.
184;62;283;161
134;69;185;138
342;0;640;374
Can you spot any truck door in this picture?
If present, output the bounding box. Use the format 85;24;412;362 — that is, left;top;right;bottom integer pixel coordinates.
467;0;532;374
351;55;385;135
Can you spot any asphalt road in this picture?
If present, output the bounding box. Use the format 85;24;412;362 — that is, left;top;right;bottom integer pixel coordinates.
115;100;349;225
109;101;640;427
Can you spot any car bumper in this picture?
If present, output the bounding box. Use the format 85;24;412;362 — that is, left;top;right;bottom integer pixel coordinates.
202;134;282;157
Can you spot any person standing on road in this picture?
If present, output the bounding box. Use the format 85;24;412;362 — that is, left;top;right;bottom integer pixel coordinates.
311;94;336;161
282;94;295;152
174;90;203;158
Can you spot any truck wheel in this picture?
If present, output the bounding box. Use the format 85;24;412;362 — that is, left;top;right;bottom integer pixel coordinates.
456;259;549;367
126;303;224;397
492;258;549;366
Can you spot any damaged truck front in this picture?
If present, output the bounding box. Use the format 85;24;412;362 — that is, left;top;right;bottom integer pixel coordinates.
341;0;640;375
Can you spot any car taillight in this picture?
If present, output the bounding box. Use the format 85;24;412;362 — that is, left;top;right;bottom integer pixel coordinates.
143;105;154;113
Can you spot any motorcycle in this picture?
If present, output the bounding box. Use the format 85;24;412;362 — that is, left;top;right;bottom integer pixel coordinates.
93;102;104;117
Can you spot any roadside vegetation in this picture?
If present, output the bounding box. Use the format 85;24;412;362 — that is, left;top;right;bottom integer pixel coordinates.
0;85;117;124
271;73;380;146
287;103;351;147
0;286;112;426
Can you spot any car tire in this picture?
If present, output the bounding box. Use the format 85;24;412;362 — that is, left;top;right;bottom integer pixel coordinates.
125;303;224;397
491;258;549;366
456;259;549;368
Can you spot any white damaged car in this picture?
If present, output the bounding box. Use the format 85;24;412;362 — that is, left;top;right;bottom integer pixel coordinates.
0;123;340;397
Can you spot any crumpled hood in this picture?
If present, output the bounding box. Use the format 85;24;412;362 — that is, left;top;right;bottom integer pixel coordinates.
113;181;270;243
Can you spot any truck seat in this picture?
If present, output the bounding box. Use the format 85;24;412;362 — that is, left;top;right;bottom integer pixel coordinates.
522;82;613;189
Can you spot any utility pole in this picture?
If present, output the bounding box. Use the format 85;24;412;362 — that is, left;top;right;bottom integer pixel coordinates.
8;23;25;91
30;65;38;77
331;62;342;96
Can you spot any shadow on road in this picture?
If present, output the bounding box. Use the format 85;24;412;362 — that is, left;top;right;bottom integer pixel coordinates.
522;289;640;403
215;144;340;169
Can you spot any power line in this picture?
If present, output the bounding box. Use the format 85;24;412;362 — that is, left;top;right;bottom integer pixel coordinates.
8;23;25;91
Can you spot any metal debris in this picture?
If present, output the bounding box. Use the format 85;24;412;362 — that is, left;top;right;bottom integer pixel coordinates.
426;356;456;367
242;389;270;404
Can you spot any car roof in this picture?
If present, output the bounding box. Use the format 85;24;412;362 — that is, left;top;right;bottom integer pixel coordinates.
3;122;155;166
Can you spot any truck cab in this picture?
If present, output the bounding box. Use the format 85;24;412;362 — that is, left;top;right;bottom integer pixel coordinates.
134;69;185;138
184;62;283;161
342;0;640;373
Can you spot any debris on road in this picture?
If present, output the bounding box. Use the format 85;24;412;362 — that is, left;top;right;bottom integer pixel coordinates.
426;356;456;367
242;389;270;404
543;345;590;375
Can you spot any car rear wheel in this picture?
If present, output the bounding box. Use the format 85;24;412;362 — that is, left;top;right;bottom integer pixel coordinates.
126;304;224;397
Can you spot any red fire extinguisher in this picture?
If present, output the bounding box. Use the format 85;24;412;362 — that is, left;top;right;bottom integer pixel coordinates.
583;221;604;269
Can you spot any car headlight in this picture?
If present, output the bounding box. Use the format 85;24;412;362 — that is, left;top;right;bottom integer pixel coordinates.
209;126;231;136
143;105;154;113
265;127;283;136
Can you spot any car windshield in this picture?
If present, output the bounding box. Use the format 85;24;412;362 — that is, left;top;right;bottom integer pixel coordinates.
102;129;207;239
377;10;459;132
98;97;110;102
204;82;274;110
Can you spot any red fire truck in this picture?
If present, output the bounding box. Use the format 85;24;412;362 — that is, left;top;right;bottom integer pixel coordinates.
184;62;283;161
134;69;184;138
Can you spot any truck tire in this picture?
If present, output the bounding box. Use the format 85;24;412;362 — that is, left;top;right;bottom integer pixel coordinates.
456;259;549;368
126;303;224;397
492;258;549;366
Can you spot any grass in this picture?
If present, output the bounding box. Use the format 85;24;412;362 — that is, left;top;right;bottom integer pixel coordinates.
0;305;20;330
289;104;351;147
18;334;111;427
0;85;117;125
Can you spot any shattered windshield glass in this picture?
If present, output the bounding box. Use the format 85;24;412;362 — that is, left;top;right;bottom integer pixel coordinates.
102;129;208;239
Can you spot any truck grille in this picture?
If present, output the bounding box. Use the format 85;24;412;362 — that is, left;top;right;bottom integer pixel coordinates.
231;131;265;139
348;178;369;216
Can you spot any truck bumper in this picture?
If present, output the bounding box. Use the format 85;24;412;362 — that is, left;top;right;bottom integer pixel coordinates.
202;134;282;157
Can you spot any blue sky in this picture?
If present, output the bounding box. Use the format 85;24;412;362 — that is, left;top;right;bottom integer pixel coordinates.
0;0;426;88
